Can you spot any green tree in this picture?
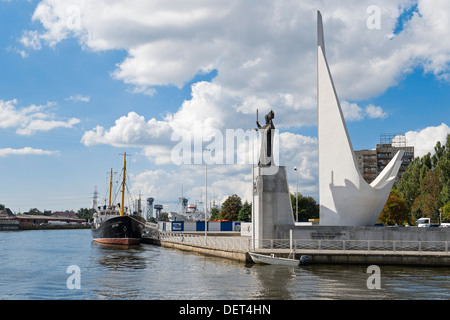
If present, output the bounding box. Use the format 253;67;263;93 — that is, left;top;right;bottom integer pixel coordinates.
220;194;242;221
436;134;450;205
441;202;450;223
397;157;425;210
290;193;319;221
43;210;52;216
25;208;42;215
378;190;411;225
398;134;450;221
420;170;442;220
209;207;220;220
237;201;252;221
159;212;169;222
77;208;95;220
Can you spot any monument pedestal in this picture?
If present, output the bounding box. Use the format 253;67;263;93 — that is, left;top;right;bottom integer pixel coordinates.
253;166;295;249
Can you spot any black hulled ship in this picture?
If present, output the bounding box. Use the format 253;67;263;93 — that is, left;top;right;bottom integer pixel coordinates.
92;153;146;245
92;213;145;245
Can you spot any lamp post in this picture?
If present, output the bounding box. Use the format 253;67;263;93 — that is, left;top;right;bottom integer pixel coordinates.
294;166;298;223
204;147;210;244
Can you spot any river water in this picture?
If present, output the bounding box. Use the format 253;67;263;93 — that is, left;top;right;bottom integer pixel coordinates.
0;229;448;300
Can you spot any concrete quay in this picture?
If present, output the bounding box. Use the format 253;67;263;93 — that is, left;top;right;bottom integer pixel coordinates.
141;230;450;266
142;236;251;263
254;248;450;267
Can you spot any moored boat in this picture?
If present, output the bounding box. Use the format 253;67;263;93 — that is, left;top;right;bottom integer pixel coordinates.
92;213;145;245
249;252;309;266
91;153;146;245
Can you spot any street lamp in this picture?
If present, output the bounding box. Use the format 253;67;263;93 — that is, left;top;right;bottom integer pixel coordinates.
204;147;210;244
294;167;298;223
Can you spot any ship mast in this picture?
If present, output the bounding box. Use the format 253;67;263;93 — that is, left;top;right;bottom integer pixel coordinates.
108;168;113;209
120;152;127;216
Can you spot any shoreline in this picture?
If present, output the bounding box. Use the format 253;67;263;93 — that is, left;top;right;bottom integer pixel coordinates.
0;224;91;231
142;231;450;267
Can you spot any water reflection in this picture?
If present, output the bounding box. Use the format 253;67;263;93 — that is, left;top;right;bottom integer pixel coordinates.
298;265;384;300
1;228;449;300
88;240;449;300
91;242;155;299
93;242;149;271
246;264;297;299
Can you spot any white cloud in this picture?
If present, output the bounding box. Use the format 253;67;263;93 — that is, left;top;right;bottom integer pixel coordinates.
0;147;59;157
0;99;80;136
405;123;450;158
16;118;80;136
129;131;319;211
341;101;364;121
5;46;29;58
26;0;444;131
23;0;450;207
65;94;90;103
81;111;171;147
20;30;42;50
341;101;388;121
365;104;388;119
81;81;230;152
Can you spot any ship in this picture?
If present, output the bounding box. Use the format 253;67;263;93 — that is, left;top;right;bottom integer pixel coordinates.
168;188;207;222
92;153;146;245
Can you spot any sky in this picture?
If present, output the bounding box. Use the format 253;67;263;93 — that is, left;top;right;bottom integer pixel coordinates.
1;0;450;214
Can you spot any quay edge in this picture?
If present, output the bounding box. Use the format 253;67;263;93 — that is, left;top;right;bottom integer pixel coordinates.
289;250;450;267
141;235;450;267
141;236;252;263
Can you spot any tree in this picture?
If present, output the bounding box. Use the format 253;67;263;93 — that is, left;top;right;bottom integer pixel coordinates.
420;170;442;220
378;190;411;225
290;193;319;221
209;207;220;220
398;134;450;221
77;208;95;220
441;202;450;223
436;135;450;205
220;194;242;221
159;212;169;222
25;208;42;215
238;201;252;221
397;157;425;210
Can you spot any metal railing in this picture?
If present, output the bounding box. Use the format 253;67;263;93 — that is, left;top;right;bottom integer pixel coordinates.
288;239;448;253
156;232;450;254
158;232;251;251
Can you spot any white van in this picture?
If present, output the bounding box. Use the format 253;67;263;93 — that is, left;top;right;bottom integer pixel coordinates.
416;218;430;227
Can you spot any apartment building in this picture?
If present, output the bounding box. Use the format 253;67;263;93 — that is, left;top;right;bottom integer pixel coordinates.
355;134;414;184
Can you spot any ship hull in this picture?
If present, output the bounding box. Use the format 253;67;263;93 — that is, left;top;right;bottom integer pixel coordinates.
92;215;145;245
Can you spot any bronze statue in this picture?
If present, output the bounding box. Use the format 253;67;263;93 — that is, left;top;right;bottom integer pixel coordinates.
256;110;275;166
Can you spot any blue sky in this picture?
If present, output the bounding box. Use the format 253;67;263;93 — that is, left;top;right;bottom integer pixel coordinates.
1;0;449;214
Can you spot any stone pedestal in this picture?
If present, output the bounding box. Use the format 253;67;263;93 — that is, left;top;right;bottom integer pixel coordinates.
253;166;295;248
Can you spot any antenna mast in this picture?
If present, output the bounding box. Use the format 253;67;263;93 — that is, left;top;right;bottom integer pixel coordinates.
119;153;130;216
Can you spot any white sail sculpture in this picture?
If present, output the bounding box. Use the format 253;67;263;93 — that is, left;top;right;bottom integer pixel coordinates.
317;11;404;226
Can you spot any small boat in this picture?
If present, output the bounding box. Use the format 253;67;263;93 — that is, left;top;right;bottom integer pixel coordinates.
92;153;146;245
249;252;309;266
